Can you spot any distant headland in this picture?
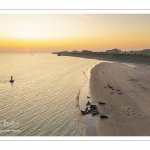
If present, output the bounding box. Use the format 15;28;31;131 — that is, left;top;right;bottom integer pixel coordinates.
52;48;150;64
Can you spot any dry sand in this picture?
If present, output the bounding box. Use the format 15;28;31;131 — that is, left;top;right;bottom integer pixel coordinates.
90;61;150;136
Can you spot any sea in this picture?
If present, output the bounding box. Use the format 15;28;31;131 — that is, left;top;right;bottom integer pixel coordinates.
0;52;99;136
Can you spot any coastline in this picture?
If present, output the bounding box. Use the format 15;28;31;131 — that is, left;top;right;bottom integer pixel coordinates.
90;61;150;136
78;62;101;136
57;53;150;136
60;53;150;66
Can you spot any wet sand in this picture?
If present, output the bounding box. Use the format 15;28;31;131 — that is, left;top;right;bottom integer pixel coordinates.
90;61;150;136
79;63;99;136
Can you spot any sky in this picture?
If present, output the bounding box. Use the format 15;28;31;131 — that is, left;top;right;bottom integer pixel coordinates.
0;14;150;52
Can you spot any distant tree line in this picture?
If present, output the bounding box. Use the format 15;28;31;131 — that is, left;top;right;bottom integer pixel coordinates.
54;48;150;60
59;48;150;55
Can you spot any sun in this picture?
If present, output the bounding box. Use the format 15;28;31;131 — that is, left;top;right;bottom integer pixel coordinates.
26;50;29;52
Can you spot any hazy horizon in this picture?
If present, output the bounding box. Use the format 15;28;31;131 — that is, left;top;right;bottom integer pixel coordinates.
0;14;150;52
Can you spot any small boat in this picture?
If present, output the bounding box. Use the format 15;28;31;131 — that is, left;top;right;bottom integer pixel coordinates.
10;76;14;83
87;96;90;98
119;92;123;94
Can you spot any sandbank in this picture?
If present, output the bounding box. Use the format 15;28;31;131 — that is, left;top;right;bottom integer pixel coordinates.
90;61;150;136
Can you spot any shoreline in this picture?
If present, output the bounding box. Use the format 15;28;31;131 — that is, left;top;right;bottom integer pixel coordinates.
90;61;150;136
59;53;150;136
60;53;150;66
78;62;100;136
73;53;150;136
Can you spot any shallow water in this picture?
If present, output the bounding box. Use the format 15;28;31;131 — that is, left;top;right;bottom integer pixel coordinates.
79;63;100;136
0;53;98;136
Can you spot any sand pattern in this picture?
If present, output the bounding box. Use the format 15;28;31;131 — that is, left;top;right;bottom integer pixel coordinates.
90;62;150;136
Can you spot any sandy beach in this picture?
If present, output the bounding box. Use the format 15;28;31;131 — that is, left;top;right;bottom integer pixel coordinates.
90;61;150;136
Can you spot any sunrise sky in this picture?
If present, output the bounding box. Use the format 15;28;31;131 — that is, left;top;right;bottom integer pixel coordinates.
0;14;150;52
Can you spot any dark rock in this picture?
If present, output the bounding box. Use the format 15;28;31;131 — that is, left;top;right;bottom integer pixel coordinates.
85;107;88;111
98;102;106;105
100;115;108;119
90;105;97;109
90;104;96;107
81;111;87;115
86;101;91;105
108;86;113;88
92;111;99;116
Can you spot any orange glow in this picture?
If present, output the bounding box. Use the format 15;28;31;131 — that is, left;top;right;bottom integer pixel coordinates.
0;14;150;52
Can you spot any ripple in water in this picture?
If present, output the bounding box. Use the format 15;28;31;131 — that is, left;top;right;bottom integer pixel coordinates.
0;53;98;136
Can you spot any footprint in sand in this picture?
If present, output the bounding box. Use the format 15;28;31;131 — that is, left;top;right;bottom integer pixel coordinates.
125;108;142;117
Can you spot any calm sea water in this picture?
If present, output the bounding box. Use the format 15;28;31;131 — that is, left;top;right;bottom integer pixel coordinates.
0;53;98;136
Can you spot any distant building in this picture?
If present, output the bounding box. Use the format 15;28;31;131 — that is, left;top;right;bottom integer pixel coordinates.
105;48;122;54
72;50;80;53
141;49;150;54
81;50;92;53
